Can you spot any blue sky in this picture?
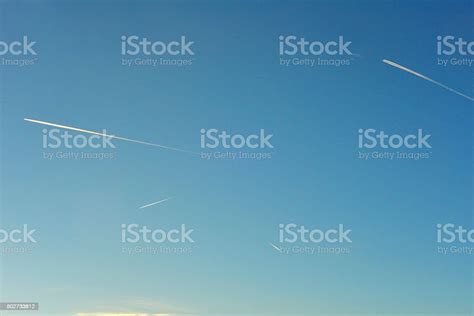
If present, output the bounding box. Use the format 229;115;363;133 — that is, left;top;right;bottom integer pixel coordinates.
0;0;472;315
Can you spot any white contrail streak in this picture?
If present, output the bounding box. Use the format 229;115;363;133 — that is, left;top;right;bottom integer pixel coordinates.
139;197;174;209
382;59;474;102
270;243;283;253
24;118;199;155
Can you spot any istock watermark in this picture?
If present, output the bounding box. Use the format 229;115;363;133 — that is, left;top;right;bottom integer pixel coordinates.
270;223;352;255
121;35;195;67
278;35;355;67
0;225;37;255
357;128;432;161
0;36;38;67
120;224;195;255
41;128;115;160
200;128;274;160
436;35;473;67
436;223;473;255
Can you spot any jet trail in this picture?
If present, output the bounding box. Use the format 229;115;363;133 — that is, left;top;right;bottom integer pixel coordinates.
139;197;174;209
270;243;283;253
382;59;474;102
24;118;199;155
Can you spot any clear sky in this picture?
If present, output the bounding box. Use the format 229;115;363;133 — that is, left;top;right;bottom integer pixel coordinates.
0;0;472;315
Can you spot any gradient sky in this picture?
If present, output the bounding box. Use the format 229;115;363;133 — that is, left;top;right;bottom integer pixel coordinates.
0;0;473;315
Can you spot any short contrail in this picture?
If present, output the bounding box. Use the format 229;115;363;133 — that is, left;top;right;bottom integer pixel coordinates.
24;118;199;155
270;243;283;253
139;197;174;209
382;59;474;102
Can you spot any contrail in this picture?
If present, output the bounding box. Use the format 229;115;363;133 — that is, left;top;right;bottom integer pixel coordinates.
139;197;174;209
269;243;283;253
24;118;199;155
382;59;474;102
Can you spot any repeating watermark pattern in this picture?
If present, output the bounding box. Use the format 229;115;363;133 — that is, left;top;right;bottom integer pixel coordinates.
357;128;432;161
121;224;195;254
121;35;195;67
436;35;473;67
271;223;352;255
279;35;354;67
200;128;274;160
0;36;38;67
41;128;116;160
0;225;37;255
436;223;473;255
